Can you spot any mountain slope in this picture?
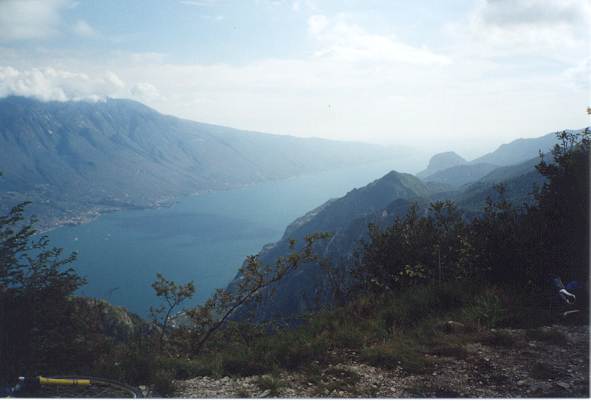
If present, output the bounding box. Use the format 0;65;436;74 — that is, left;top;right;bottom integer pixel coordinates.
422;163;500;188
0;96;396;229
233;146;558;321
469;133;559;166
228;171;443;321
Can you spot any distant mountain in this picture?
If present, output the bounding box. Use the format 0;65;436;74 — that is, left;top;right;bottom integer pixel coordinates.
454;156;546;212
477;156;541;184
421;163;499;188
418;131;568;188
228;171;446;321
0;96;397;229
469;133;558;166
417;151;466;178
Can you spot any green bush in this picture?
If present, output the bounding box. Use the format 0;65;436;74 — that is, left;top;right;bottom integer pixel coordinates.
462;288;507;329
378;283;472;332
219;348;270;376
256;374;284;397
152;369;176;397
158;357;213;380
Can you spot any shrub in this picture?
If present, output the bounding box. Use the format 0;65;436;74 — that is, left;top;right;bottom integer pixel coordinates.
219;348;270;376
256;374;284;397
462;288;506;329
158;357;213;380
152;369;176;397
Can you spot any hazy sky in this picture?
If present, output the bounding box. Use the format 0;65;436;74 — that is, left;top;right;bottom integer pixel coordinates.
0;0;589;158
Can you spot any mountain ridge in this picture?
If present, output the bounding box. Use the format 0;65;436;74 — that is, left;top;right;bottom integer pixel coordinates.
0;96;400;230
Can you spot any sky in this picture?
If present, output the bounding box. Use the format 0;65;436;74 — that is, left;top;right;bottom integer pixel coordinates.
0;0;589;159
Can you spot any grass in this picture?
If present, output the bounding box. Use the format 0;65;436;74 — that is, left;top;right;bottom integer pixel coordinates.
361;337;432;374
256;374;284;397
99;281;568;393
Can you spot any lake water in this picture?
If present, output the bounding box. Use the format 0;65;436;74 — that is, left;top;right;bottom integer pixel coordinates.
46;160;408;316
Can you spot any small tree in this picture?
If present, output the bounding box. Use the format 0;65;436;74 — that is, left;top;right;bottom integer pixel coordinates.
150;273;195;350
185;232;330;354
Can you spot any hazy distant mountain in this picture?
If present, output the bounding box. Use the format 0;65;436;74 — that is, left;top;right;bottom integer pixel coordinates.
416;151;466;178
454;156;546;212
418;131;565;188
421;163;500;187
0;96;397;229
469;133;558;166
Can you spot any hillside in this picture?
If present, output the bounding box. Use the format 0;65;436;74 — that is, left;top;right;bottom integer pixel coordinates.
0;96;396;230
229;136;565;321
227;171;447;321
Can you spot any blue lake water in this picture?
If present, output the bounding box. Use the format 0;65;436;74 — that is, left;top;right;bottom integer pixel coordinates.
46;160;407;316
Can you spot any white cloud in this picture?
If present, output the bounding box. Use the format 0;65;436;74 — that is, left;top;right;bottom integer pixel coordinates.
308;15;451;66
464;0;591;55
0;3;587;157
0;0;71;41
0;66;126;101
563;57;591;91
72;19;97;37
130;82;161;101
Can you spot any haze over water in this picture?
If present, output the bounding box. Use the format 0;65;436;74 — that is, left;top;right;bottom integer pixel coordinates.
46;160;406;316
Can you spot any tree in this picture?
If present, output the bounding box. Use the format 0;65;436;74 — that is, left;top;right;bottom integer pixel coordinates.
150;273;195;350
469;184;525;285
0;201;86;382
184;232;330;354
429;200;466;282
525;129;590;286
353;203;438;293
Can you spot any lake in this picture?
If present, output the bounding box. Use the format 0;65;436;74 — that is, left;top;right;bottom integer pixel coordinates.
46;160;409;316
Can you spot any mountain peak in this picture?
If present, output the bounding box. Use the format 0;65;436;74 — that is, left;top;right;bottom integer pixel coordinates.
417;151;466;178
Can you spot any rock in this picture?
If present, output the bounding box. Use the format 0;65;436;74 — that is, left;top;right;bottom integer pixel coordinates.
440;320;466;333
555;381;570;390
517;380;527;386
258;389;271;398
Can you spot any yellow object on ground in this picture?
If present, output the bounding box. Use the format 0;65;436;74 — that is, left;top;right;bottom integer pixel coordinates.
38;376;91;386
